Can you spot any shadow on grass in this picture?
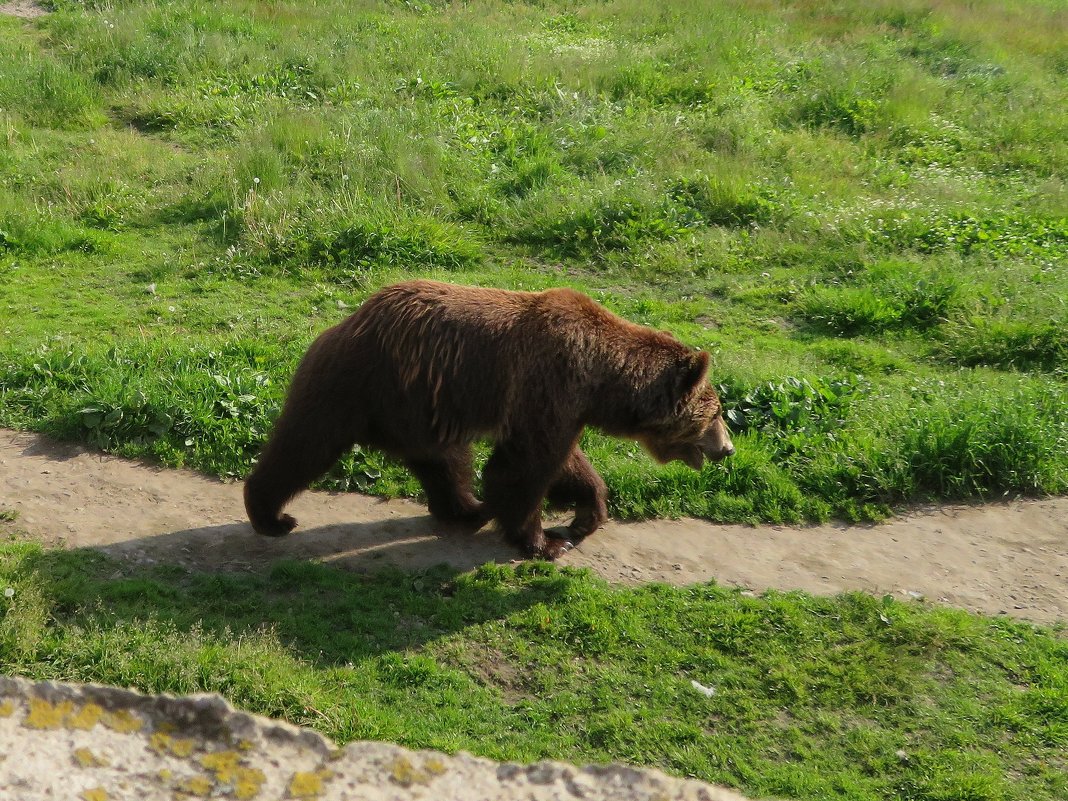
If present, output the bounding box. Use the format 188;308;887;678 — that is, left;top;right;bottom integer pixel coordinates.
9;520;564;669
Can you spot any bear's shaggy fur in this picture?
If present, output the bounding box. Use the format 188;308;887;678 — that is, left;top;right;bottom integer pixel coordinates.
244;280;734;558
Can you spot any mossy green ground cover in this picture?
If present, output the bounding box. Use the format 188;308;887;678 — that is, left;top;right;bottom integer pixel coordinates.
1;0;1066;523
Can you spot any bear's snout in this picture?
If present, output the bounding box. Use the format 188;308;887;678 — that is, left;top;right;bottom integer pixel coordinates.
703;444;734;463
699;416;735;463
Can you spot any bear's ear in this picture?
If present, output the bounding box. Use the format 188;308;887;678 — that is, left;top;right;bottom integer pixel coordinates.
673;351;710;407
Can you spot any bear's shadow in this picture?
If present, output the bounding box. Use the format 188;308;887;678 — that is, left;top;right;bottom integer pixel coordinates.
100;514;526;575
28;516;562;666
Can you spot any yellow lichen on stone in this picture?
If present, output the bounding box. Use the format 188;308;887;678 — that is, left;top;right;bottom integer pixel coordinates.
198;750;266;799
0;699;14;717
158;769;173;782
24;698;73;729
234;767;267;800
389;755;415;786
150;731;196;758
173;737;196;757
388;755;441;787
288;769;333;798
200;751;240;781
24;699;105;730
236;738;255;752
73;747;110;768
67;702;104;730
176;775;213;797
80;788;109;801
101;709;143;734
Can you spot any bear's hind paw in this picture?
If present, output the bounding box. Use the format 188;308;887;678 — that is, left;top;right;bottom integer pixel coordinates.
253;513;298;537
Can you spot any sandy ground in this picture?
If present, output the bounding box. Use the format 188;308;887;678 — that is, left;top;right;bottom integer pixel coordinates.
0;1;48;20
1;428;1065;626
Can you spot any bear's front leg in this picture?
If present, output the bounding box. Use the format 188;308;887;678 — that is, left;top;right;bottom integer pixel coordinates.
483;437;576;560
546;446;608;542
403;444;490;527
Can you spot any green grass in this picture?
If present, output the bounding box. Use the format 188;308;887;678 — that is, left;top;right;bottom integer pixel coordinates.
0;541;1065;801
2;7;1066;797
2;0;1067;524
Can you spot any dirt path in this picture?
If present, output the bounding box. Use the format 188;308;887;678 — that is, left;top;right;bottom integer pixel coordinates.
1;428;1065;626
0;1;48;20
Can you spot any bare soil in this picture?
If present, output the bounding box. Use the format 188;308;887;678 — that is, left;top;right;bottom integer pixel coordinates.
0;1;48;20
1;428;1065;626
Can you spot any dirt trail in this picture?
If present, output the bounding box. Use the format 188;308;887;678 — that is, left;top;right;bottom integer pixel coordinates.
1;428;1065;625
0;1;48;19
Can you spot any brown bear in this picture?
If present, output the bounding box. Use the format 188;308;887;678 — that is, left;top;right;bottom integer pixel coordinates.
244;280;734;559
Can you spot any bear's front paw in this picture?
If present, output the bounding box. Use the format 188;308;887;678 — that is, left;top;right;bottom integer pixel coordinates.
531;536;574;561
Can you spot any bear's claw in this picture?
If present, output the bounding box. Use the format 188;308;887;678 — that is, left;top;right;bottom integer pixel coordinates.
533;536;574;561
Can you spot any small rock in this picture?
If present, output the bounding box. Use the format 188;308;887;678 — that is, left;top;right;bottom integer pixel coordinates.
690;680;716;698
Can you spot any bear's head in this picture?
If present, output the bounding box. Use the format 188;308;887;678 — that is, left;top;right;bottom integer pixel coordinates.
639;351;734;470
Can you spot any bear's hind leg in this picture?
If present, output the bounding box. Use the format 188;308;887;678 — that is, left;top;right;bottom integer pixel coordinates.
546;446;608;541
244;408;357;537
404;444;489;526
